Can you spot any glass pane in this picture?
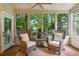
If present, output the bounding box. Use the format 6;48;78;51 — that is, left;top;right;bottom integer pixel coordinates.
16;14;27;31
43;14;55;35
30;13;42;36
57;13;68;32
73;11;79;36
4;17;11;44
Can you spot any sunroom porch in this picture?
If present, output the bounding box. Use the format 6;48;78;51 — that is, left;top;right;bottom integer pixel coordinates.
0;3;79;56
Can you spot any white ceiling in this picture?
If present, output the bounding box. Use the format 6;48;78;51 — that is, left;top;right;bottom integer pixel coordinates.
11;3;76;11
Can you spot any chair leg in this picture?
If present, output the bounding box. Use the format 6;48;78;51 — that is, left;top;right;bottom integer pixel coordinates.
48;48;50;50
59;49;62;55
34;48;36;50
59;51;61;55
26;53;28;56
63;48;65;51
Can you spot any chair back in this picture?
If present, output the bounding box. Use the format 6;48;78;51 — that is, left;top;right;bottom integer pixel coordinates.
20;33;30;43
54;33;63;42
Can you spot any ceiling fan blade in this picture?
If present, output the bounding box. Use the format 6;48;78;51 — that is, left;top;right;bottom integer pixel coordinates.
31;3;38;9
39;4;44;9
41;3;52;5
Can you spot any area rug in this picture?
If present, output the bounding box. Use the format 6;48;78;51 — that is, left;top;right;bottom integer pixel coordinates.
28;46;79;56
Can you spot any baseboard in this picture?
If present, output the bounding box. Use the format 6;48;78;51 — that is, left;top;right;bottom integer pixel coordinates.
69;44;79;51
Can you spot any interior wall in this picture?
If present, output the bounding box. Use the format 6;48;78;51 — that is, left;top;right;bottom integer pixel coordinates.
0;4;14;15
0;3;15;53
70;4;79;49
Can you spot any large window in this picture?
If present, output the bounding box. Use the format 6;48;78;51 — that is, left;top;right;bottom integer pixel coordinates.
16;14;27;31
29;13;68;36
30;13;55;36
57;13;68;32
43;14;55;35
73;10;79;36
30;13;42;35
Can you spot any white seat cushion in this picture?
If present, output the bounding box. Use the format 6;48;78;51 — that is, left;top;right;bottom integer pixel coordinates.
21;39;36;48
49;41;60;47
27;41;36;48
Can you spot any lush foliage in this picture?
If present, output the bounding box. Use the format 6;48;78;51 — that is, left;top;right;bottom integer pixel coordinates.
16;13;68;36
43;14;55;35
16;14;27;31
30;13;55;35
30;14;42;30
57;13;68;32
30;14;42;35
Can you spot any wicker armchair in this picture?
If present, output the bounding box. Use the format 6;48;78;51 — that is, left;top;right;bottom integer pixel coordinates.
20;33;36;54
48;32;69;55
48;33;63;55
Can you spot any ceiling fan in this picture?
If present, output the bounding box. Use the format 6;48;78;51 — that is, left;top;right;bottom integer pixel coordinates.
31;3;52;9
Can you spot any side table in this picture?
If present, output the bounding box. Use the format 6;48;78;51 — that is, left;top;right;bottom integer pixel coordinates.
36;39;48;47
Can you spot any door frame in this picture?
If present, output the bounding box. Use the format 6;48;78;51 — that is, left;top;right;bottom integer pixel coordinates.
1;11;14;53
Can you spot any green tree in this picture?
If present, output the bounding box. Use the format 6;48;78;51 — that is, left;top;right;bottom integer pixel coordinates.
30;13;42;30
57;13;68;32
43;14;55;35
16;14;27;31
30;13;42;35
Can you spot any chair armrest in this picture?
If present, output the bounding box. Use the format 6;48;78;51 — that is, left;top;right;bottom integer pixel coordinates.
20;40;27;53
59;39;64;50
30;38;36;41
59;41;62;48
47;37;49;44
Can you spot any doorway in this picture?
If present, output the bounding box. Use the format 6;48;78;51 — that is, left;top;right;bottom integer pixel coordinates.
1;11;14;53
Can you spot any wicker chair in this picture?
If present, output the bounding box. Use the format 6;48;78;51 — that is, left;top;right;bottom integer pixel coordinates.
20;33;36;54
48;33;69;55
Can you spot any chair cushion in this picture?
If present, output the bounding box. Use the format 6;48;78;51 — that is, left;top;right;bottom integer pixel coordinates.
54;33;63;42
49;41;60;47
20;33;29;41
20;33;36;48
20;39;36;48
26;41;36;48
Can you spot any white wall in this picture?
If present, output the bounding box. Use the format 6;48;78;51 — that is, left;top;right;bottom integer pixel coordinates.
70;4;79;49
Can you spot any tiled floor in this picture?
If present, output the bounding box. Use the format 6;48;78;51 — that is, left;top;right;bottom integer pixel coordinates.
28;46;79;56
